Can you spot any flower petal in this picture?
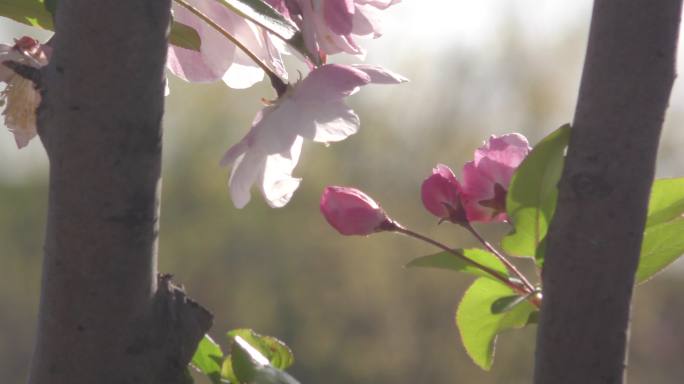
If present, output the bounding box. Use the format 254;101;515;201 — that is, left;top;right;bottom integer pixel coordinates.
166;47;219;83
220;139;249;167
356;0;401;10
221;20;287;88
248;102;302;155
0;45;25;82
228;151;265;209
296;64;371;102
168;0;238;82
299;0;363;56
352;64;409;84
351;4;383;37
301;101;360;143
168;0;285;88
323;0;356;36
473;133;531;186
260;136;304;207
474;133;531;167
223;62;265;89
461;161;495;222
221;63;405;208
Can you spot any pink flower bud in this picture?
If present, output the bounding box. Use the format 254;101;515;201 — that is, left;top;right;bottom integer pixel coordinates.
320;186;391;236
421;164;468;224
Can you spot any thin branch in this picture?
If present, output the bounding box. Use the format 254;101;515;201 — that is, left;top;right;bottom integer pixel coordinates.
463;223;536;293
393;226;540;307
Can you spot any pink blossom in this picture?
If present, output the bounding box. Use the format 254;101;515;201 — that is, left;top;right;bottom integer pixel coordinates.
320;186;390;236
421;164;467;224
220;63;407;208
291;0;401;58
461;133;531;222
167;0;287;88
1;37;50;149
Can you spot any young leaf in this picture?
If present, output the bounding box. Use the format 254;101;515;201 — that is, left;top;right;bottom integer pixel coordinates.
170;20;202;52
526;311;539;325
221;357;239;384
213;0;298;40
405;248;509;280
456;278;536;370
230;336;300;384
43;0;57;15
210;0;319;65
0;0;54;29
252;366;301;384
636;218;684;283
645;177;684;227
231;336;267;383
501;124;571;264
227;329;294;370
191;334;225;384
490;294;528;314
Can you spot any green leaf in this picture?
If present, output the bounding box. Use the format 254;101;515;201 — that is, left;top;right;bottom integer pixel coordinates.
212;0;319;65
44;0;57;15
214;0;297;40
646;177;684;227
227;329;294;370
636;218;684;283
170;20;202;51
252;366;301;384
406;248;509;280
231;336;263;383
456;278;536;370
0;0;54;29
490;294;528;314
221;357;239;384
191;335;225;384
501;124;571;264
229;336;300;384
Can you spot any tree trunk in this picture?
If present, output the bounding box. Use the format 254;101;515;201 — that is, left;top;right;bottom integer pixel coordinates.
534;1;681;383
28;2;211;383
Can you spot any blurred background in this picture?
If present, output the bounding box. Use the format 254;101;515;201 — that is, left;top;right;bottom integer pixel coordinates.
2;1;684;383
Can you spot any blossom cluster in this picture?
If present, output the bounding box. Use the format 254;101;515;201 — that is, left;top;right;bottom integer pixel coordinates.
321;134;531;235
0;0;405;209
423;133;531;223
168;0;406;208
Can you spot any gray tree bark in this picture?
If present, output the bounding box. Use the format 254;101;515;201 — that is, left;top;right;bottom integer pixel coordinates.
534;1;682;383
28;1;211;383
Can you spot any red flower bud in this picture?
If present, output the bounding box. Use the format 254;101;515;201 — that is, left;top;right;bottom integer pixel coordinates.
320;186;391;236
421;164;468;224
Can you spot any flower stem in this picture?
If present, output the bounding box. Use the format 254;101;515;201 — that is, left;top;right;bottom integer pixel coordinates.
392;226;535;302
172;0;287;91
463;223;536;293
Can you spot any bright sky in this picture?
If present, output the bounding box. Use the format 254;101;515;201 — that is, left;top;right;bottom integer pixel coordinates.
384;0;591;48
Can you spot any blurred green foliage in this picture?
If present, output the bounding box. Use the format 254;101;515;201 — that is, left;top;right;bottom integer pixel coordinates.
2;4;684;384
